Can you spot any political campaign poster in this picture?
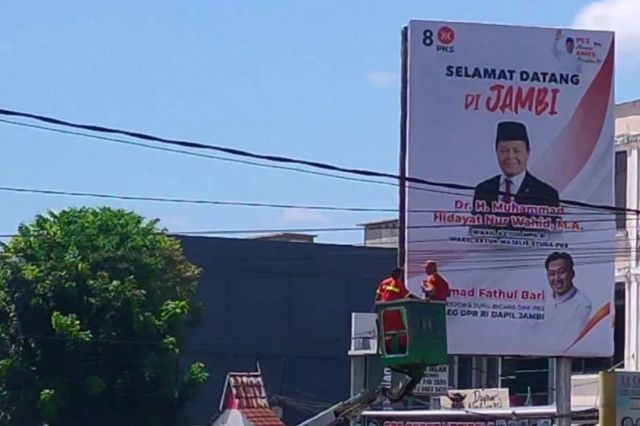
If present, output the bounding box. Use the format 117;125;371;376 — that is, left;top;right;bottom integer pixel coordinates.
402;20;615;357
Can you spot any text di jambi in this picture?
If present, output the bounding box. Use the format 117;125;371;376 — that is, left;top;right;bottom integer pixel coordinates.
464;85;561;117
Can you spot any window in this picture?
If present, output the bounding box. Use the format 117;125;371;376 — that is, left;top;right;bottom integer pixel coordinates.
457;356;473;389
500;357;550;406
615;151;627;229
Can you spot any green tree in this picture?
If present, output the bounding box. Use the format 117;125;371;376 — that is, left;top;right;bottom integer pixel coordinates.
0;207;209;426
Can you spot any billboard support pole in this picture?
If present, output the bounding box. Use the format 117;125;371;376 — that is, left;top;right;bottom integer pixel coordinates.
555;357;572;426
398;26;408;271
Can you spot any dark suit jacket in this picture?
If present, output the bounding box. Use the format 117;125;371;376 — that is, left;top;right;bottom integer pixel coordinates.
470;172;560;232
472;172;560;212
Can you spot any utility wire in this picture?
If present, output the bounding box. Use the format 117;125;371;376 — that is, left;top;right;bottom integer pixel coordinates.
0;117;533;206
0;115;625;223
0;185;401;213
0;108;634;216
0;183;624;217
0;118;401;190
0;221;622;240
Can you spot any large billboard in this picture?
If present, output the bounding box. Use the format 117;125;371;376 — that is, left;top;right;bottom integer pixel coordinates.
403;20;615;357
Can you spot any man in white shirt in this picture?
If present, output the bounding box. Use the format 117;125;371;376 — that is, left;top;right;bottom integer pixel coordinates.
543;251;592;344
552;29;582;75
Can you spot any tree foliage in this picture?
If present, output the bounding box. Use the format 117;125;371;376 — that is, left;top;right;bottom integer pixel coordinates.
0;207;208;426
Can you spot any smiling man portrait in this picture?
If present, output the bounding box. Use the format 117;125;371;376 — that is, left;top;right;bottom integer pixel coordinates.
544;251;592;344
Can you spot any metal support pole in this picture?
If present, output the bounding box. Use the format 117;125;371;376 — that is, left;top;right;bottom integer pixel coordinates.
398;26;408;271
555;357;572;426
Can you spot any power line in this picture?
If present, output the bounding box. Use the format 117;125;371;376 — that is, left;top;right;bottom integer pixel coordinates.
0;219;624;240
0;185;400;213
0;223;507;240
0;184;625;219
0;117;502;205
0;184;624;218
0;117;514;208
0;118;400;190
0;108;634;216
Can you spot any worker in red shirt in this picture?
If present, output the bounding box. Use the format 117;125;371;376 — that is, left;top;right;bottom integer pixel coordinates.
375;268;411;355
375;267;410;303
421;261;450;302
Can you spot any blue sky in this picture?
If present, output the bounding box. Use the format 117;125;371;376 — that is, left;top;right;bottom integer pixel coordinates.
0;0;637;244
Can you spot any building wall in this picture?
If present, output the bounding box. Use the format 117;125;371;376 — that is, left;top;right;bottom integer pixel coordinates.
616;100;640;135
614;100;640;370
177;236;396;425
362;220;399;248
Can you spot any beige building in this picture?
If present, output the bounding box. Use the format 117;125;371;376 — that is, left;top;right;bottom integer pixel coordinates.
615;99;640;370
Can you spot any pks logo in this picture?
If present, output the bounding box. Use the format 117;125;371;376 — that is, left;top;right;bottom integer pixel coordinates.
422;26;455;53
438;26;455;45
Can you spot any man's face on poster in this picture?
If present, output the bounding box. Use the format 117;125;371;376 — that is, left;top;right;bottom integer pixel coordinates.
496;139;529;178
546;258;574;297
565;39;575;54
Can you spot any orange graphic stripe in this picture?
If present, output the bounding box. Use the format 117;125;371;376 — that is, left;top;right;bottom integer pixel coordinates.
564;302;610;352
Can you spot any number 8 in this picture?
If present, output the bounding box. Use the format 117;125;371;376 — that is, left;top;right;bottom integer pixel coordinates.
423;29;434;46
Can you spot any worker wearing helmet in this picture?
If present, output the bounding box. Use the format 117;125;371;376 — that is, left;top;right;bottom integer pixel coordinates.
421;261;450;302
375;267;410;303
375;267;411;355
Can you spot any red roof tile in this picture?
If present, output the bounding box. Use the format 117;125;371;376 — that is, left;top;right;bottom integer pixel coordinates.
215;366;284;426
242;408;285;426
223;372;270;409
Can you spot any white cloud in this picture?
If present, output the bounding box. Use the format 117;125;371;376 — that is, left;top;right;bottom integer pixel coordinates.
573;0;640;58
280;208;328;224
366;71;396;88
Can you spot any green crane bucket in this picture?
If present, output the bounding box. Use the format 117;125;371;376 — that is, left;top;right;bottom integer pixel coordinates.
375;299;448;368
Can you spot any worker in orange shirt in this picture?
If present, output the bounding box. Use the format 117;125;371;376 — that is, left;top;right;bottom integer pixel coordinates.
375;268;411;355
421;261;450;302
375;267;410;303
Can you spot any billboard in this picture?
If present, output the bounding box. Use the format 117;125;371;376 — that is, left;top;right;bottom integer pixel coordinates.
402;20;615;357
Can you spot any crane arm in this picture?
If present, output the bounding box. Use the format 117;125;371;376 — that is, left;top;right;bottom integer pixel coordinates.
296;366;425;426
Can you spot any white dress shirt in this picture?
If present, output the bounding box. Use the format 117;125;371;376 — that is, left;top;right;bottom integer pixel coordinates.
544;286;592;346
500;171;526;201
552;39;583;74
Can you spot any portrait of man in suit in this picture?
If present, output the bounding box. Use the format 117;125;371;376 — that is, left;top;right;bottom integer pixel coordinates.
472;121;560;212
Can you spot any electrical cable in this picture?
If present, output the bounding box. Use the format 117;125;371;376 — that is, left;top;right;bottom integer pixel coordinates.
0;109;635;216
0;184;627;219
0;185;401;213
0;118;412;191
0;221;623;239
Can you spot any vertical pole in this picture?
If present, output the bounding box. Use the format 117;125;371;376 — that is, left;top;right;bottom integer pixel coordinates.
626;149;639;370
349;356;366;426
555;357;572;426
398;26;409;271
548;358;556;405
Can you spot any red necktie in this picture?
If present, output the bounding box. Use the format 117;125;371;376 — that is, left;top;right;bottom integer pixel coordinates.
504;179;512;203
